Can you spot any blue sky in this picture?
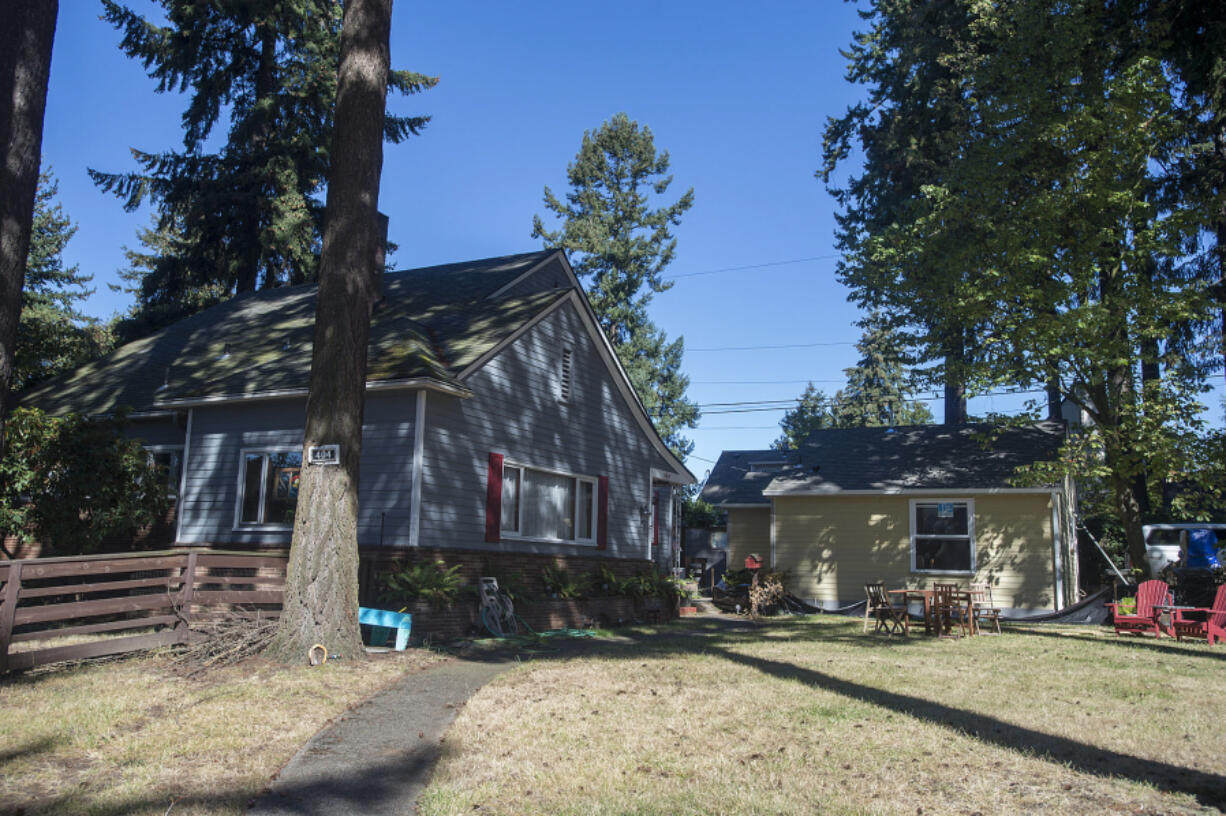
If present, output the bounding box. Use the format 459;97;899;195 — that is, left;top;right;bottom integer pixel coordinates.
42;1;1046;482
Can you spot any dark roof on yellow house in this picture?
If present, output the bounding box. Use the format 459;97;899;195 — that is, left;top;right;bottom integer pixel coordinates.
701;422;1066;504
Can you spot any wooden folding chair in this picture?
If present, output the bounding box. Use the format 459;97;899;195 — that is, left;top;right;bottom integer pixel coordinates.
864;583;909;635
932;583;971;637
970;583;1002;635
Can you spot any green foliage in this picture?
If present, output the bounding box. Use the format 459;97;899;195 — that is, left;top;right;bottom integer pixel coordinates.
773;383;836;450
94;0;438;337
621;569;683;604
680;496;724;528
582;564;624;598
0;408;169;558
541;564;583;599
379;560;465;610
533;113;698;459
16;169;110;390
822;0;1226;564
1117;597;1137;616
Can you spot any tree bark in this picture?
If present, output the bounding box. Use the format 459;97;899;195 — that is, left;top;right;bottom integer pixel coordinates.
266;0;391;664
0;0;57;461
235;25;278;295
942;329;966;425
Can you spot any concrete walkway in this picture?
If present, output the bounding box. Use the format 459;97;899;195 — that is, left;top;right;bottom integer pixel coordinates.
246;615;753;815
247;655;515;816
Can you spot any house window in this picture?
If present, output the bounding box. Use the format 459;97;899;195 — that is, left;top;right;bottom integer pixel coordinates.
500;462;596;544
910;499;975;573
237;450;302;528
145;447;183;496
558;345;573;403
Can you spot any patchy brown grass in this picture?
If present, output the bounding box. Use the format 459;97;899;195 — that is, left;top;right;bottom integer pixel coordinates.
420;616;1226;816
0;648;444;816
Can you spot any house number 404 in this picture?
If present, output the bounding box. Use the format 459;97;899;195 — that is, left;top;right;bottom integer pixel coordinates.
307;444;341;466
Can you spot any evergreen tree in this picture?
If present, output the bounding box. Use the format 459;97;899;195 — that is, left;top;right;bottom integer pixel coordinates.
532;113;698;458
831;314;933;428
268;0;393;665
92;0;436;335
772;384;835;450
824;0;1225;566
0;0;56;461
15;170;108;390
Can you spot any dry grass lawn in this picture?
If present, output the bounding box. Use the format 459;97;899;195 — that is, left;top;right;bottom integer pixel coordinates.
420;616;1226;816
0;647;443;816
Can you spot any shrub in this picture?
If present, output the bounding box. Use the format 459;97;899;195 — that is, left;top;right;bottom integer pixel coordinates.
582;564;624;598
0;408;169;557
542;564;583;599
380;560;465;610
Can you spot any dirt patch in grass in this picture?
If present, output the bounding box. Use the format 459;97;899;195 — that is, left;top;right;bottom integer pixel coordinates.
0;647;445;816
419;617;1226;816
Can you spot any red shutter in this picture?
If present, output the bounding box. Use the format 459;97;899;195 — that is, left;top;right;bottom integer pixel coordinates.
485;452;503;543
597;475;609;550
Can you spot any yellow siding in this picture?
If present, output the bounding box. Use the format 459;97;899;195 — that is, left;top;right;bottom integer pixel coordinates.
773;493;1056;611
727;507;771;570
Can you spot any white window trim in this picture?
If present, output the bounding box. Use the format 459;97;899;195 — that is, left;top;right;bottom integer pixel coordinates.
500;459;598;546
233;446;302;531
909;498;976;575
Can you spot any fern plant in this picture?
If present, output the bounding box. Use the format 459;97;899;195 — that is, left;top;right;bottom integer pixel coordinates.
379;560;465;610
541;564;583;599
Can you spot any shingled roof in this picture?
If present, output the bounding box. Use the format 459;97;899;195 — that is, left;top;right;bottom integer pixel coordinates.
18;251;565;415
699;449;798;506
763;422;1066;495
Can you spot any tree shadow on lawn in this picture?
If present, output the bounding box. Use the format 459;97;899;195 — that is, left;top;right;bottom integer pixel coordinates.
1007;624;1226;662
2;745;443;816
491;616;1226;810
0;736;60;769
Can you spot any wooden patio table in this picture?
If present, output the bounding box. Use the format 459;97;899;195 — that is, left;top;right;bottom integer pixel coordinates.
888;589;937;635
888;588;976;636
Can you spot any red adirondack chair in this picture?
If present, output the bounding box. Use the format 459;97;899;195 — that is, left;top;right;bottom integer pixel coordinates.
1172;584;1226;645
1106;579;1169;638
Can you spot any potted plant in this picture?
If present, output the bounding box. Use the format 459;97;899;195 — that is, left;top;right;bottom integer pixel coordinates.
379;560;465;610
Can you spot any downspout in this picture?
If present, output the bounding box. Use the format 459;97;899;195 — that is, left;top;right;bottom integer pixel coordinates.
769;499;777;569
1050;490;1065;611
408;391;426;547
174;408;193;544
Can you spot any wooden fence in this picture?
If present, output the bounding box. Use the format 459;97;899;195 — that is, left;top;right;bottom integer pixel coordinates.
0;549;287;673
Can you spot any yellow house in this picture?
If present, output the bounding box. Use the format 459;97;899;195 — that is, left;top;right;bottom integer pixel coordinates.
701;423;1078;615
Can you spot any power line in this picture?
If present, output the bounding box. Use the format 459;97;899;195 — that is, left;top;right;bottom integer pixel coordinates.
689;340;857;352
666;254;838;281
692;378;846;385
691;426;781;430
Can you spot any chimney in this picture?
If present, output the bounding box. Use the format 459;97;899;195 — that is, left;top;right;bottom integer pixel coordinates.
371;210;389;309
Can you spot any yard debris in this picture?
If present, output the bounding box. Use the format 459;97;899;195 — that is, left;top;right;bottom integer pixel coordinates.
171;613;278;677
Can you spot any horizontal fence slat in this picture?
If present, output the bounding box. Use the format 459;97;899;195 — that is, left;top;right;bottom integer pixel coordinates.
194;555;288;571
19;576;182;599
11;614;180;643
193;574;285;587
6;629;184;671
20;555;188;580
14;592;177;626
192;590;283;605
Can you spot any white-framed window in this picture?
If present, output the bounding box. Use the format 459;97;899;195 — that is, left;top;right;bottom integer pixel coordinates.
910;499;975;574
558;345;574;403
144;446;183;497
500;461;596;544
235;448;302;529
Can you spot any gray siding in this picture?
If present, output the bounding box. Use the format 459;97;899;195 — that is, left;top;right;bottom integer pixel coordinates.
419;299;663;560
178;393;416;547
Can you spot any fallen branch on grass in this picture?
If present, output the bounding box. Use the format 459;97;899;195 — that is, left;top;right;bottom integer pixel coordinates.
172;614;278;677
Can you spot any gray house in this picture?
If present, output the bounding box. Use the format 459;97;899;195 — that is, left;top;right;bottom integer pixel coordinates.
19;250;693;574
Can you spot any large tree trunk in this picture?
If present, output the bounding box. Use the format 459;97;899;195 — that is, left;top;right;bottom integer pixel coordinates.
942;329;966;425
236;25;277;295
0;0;57;461
266;0;391;664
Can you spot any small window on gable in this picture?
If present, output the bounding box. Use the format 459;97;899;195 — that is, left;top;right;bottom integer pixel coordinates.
558;345;574;403
748;460;786;473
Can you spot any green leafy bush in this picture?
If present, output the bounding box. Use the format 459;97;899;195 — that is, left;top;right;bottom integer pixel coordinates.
1117;597;1137;615
0;408;169;557
582;564;623;597
541;564;583;599
380;560;465;610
